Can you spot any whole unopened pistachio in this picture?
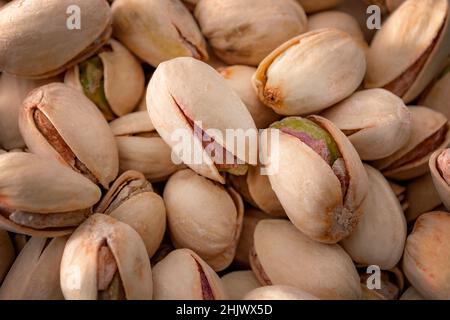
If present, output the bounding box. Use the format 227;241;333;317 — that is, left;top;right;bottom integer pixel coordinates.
164;169;244;271
96;170;166;257
429;148;450;210
321;89;411;161
365;0;450;103
152;248;227;300
218;66;281;129
250;219;361;300
195;0;307;66
0;230;14;283
221;271;260;300
403;211;450;300
405;173;442;222
60;214;153;300
19;83;119;189
261;116;368;243
371;106;450;181
253;29;366;115
244;285;319;300
0;0;112;79
419;67;450;120
359;267;404;300
0;153;101;237
112;0;208;67
0;237;66;300
296;0;343;13
400;287;426;300
65;39;145;120
147;57;257;184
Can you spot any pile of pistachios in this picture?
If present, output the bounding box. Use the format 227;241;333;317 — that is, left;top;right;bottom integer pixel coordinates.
0;0;449;300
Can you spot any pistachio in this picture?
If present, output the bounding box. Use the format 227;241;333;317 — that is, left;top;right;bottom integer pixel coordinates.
405;172;442;222
400;287;426;300
60;214;153;300
112;0;208;67
250;219;361;300
0;237;66;300
195;0;307;66
419;66;450;120
253;29;366;115
151;242;175;267
0;231;14;283
164;169;244;271
402;211;450;300
429;148;450;210
19;83;119;189
0;0;112;79
359;267;405;300
0;153;101;236
244;285;319;300
365;0;450;103
261;116;368;243
388;181;409;211
295;0;343;13
221;270;260;300
65;39;145;120
152;248;227;300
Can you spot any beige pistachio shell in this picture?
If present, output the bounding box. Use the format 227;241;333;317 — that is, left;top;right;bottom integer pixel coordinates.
419;68;450;120
405;172;442;222
112;0;208;67
341;165;406;269
295;0;343;13
251;219;361;300
403;211;450;300
60;214;153;300
400;286;426;300
195;0;307;66
0;230;14;283
321;89;411;161
152;248;227;300
110;111;155;136
219;66;281;129
147;57;257;184
261;116;368;243
365;0;450;103
253;29;366;116
430;149;450;210
371;106;450;181
164;169;244;271
19;83;119;189
135;94;148;112
221;270;261;300
0;237;66;300
0;0;111;79
244;285;319;300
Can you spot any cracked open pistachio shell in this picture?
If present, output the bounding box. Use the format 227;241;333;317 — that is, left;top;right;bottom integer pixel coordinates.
0;0;111;79
19;83;119;189
195;0;307;66
219;66;281;129
430;148;450;210
359;267;405;300
0;237;66;300
221;270;260;300
0;153;101;237
244;285;319;300
296;0;343;13
321;89;411;161
250;219;361;300
341;165;406;269
403;211;450;300
152;248;227;300
405;173;442;222
365;0;450;103
371;106;450;181
253;29;366;116
261;116;368;243
60;214;153;300
164;169;244;271
112;0;208;67
400;287;426;300
0;230;14;283
96;170;166;257
65;39;145;120
419;67;450;120
147;57;257;184
111;112;183;182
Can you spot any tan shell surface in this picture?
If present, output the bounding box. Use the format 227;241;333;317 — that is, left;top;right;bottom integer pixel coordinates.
295;0;343;13
405;172;442;222
244;285;319;300
419;69;450;120
110;112;155;136
0;230;14;283
221;270;261;300
429;149;450;210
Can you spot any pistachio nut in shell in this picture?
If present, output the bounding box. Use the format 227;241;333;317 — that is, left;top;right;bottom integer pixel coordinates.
0;153;101;237
419;66;450;120
221;270;260;300
96;170;166;257
147;57;257;184
164;169;244;271
0;230;14;283
371;106;450;181
65;39;145;120
60;214;153;300
365;0;450;103
402;211;450;300
218;65;281;129
0;0;112;79
195;0;307;66
295;0;343;13
152;248;227;300
112;0;208;67
19;83;119;189
430;148;450;210
0;237;66;300
244;285;319;300
260;116;368;243
400;287;426;300
250;219;361;300
321;89;411;161
253;28;366;116
405;173;442;222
